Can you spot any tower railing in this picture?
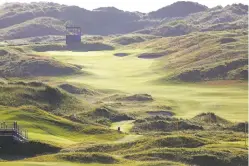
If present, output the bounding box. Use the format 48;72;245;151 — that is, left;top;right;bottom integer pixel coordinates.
0;121;28;141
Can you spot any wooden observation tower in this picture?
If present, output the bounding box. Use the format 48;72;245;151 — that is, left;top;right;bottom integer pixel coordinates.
66;26;82;45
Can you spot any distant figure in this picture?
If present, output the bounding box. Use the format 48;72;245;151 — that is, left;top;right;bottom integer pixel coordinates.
118;127;121;131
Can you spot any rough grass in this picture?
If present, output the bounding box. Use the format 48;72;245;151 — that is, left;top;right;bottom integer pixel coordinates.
0;47;81;77
58;83;98;96
109;34;160;46
78;107;133;126
26;152;120;164
124;147;248;166
28;42;114;52
135;31;248;82
0;82;90;115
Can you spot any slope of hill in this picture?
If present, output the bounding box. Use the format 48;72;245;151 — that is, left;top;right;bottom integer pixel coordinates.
0;81;91;115
0;17;66;40
0;2;153;38
0;47;82;77
148;1;208;18
0;1;247;40
136;4;248;37
130;30;248;81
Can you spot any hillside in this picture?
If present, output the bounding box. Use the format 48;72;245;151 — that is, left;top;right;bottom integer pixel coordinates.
0;2;151;37
0;81;91;115
136;3;248;37
148;1;208;18
130;30;248;81
0;2;247;40
0;47;82;77
0;17;66;40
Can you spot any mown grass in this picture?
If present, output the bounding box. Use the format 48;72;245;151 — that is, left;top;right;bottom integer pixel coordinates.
110;120;135;133
36;46;247;121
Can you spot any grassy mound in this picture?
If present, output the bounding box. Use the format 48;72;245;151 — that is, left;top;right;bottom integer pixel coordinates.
62;140;143;153
30;42;114;52
0;81;90;115
124;147;248;166
131;31;248;82
0;47;81;77
132;116;203;132
0;17;66;40
150;135;207;148
147;111;175;117
116;94;153;102
63;135;208;154
137;52;168;59
192;112;231;124
0;104;123;147
80;107;133;126
174;58;248;82
110;34;159;45
26;152;120;164
228;122;248;132
59;84;98;96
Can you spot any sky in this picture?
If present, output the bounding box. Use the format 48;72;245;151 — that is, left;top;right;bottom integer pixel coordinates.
0;0;248;12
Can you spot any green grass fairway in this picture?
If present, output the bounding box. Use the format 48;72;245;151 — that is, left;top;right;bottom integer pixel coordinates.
38;50;248;121
111;120;142;143
0;106;124;147
110;120;135;133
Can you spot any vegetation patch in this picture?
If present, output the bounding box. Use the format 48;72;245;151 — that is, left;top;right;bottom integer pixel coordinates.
26;152;120;164
137;52;168;59
132;116;203;132
110;34;159;45
147;111;175;117
172;58;248;82
0;81;90;115
59;84;98;96
228;122;248;133
31;42;114;52
0;48;81;77
58;153;119;164
124;147;248;166
80;107;133;126
116;94;153;102
150;135;207;148
192;112;231;124
63;135;207;153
